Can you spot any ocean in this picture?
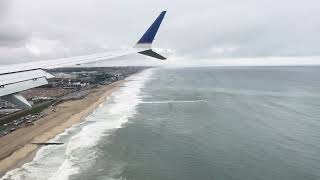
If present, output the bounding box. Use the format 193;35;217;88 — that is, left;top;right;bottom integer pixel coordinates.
2;67;320;180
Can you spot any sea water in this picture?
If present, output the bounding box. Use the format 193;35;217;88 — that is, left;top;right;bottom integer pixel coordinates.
3;67;320;180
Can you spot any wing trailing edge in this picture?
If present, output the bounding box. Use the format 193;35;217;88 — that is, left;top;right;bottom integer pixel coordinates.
139;50;166;60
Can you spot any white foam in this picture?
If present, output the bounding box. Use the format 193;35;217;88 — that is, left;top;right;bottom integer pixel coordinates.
2;69;155;180
141;100;207;104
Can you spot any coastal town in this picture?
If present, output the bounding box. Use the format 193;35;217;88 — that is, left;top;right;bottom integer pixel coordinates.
0;66;146;138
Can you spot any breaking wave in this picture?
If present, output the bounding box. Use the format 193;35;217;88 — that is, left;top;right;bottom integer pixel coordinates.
141;100;207;104
2;69;154;180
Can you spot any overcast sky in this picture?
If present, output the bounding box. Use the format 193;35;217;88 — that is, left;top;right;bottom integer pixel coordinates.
0;0;319;65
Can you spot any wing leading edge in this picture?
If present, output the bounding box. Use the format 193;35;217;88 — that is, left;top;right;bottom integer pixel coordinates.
0;11;167;108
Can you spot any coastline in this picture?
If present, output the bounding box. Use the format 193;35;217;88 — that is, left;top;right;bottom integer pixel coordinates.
0;80;126;177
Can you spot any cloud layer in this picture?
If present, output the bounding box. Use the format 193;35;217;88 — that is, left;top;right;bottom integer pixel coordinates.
0;0;319;64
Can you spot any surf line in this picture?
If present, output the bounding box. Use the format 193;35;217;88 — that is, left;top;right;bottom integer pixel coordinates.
141;100;207;104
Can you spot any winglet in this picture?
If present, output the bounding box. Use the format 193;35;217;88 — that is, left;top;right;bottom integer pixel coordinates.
135;11;167;60
136;11;167;45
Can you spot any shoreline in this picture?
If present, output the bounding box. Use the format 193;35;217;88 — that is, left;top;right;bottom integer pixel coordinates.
0;80;126;177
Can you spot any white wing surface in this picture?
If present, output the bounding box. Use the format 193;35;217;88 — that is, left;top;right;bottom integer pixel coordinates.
0;11;167;108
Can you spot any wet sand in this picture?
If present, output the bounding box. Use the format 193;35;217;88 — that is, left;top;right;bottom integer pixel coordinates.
0;80;125;176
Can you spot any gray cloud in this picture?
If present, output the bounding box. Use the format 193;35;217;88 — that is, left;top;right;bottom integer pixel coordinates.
0;24;29;47
0;0;10;20
0;0;29;47
0;0;319;64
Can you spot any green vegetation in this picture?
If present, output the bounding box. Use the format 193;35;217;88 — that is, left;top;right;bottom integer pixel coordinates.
0;100;55;126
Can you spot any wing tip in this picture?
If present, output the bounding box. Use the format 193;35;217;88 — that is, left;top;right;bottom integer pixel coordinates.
136;11;167;45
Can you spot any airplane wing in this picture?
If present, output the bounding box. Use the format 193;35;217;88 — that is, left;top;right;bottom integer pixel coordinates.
0;11;167;109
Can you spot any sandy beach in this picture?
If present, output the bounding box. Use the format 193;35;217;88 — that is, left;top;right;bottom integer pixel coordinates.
0;80;125;176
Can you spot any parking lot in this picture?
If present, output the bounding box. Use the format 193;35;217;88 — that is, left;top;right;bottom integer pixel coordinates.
0;114;42;137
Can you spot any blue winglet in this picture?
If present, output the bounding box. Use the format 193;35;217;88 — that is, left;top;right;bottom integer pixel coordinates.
137;11;166;44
